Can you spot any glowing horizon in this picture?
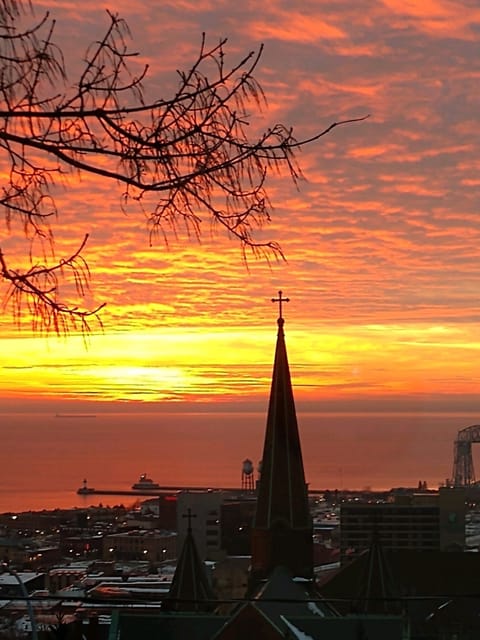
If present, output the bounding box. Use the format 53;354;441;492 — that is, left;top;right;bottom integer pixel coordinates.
2;318;480;408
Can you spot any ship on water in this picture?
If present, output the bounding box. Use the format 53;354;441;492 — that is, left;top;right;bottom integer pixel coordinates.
132;474;161;490
56;414;97;418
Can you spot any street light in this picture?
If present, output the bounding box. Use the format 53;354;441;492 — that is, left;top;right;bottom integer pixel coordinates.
1;564;38;640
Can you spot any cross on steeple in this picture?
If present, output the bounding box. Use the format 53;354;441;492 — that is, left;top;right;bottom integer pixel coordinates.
271;290;290;320
183;508;196;533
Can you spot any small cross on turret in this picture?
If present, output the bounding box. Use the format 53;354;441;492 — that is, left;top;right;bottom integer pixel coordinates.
182;508;197;533
271;290;290;321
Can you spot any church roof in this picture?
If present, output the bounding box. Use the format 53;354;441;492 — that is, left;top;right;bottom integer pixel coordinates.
213;566;329;640
110;609;405;640
354;533;400;615
254;312;310;531
109;613;225;640
212;603;285;640
253;565;336;620
163;518;216;612
212;566;402;640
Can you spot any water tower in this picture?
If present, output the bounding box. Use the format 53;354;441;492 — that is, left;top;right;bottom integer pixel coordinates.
241;458;255;491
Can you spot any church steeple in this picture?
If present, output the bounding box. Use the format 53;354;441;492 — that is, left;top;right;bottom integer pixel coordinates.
251;292;313;581
163;509;216;612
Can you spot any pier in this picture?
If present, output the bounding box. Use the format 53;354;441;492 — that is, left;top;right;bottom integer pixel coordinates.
77;485;364;497
78;486;251;497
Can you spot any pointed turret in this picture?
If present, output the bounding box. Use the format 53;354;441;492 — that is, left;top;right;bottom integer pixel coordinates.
163;510;216;612
354;531;400;615
251;292;313;582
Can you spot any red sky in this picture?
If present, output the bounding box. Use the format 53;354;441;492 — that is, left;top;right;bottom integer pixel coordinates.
2;0;480;495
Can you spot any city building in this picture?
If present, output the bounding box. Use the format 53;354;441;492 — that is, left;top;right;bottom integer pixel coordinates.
139;494;178;530
0;535;39;566
220;498;256;556
0;572;45;597
47;567;88;594
340;487;466;562
102;529;177;564
176;490;223;560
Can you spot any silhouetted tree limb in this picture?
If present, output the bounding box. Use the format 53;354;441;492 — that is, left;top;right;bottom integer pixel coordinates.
0;234;105;334
0;0;367;334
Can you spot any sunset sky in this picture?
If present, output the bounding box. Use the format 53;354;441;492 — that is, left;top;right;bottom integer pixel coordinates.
2;0;480;498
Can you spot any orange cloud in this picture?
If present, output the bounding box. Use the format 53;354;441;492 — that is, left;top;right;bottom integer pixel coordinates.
381;0;480;39
3;0;480;431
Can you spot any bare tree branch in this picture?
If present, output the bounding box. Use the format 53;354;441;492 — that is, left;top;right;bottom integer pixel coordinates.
0;0;367;334
0;234;105;335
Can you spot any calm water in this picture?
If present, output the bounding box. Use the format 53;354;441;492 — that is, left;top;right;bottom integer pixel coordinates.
0;410;477;513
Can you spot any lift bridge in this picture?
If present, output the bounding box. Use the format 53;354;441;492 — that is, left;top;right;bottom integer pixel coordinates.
452;424;480;486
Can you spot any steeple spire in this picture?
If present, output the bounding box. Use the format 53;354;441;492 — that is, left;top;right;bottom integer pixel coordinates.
163;509;216;612
251;293;313;582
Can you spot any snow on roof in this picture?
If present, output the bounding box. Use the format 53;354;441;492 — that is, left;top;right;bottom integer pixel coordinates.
0;572;43;585
280;616;315;640
49;568;86;575
314;561;340;573
307;601;325;617
292;577;309;582
76;601;160;610
56;587;85;598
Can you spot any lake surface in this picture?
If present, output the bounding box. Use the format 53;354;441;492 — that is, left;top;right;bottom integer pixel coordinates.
1;410;477;513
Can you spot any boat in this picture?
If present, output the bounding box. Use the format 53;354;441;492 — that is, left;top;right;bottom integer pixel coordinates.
132;473;161;490
56;413;97;418
77;479;95;494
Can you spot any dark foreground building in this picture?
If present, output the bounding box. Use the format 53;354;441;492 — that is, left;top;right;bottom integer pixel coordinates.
109;295;406;639
320;545;480;639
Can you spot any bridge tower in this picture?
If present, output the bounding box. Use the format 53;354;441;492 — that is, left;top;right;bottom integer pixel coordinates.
452;424;480;486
